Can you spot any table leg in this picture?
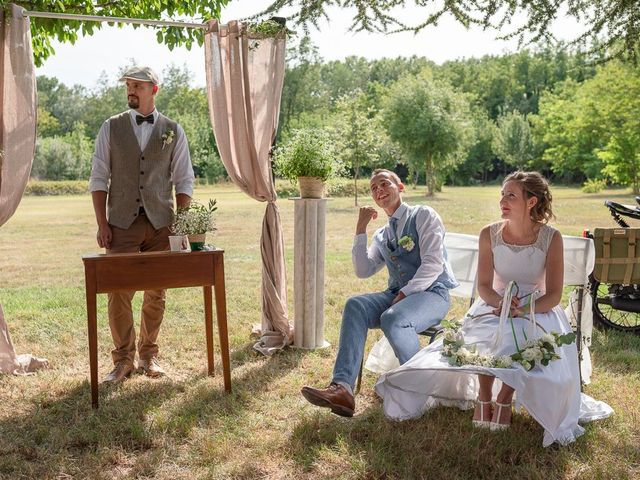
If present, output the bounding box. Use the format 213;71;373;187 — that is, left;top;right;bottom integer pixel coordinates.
85;266;99;409
203;285;215;376
213;255;231;392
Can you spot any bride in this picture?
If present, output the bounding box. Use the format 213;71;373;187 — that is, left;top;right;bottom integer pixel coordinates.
375;171;612;447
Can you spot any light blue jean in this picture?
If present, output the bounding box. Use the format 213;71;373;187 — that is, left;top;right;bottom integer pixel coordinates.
332;286;450;391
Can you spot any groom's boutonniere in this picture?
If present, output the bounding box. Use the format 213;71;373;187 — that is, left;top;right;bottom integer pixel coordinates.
161;129;175;149
398;235;415;252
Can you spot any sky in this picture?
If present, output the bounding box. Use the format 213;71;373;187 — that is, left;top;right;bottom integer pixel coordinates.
34;0;582;89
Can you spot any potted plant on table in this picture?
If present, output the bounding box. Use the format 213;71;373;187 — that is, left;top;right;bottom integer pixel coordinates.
171;199;217;251
273;128;343;198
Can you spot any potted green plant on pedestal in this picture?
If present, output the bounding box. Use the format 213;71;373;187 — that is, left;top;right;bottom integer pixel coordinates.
273;128;343;198
171;199;217;251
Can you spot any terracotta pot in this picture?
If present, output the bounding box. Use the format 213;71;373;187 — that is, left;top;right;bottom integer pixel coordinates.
188;233;206;251
298;176;324;198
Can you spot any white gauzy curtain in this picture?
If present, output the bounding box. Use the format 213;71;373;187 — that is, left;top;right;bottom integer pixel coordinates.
0;4;48;374
204;20;292;355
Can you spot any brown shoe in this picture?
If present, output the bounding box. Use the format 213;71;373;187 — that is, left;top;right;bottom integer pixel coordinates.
138;357;166;378
102;362;134;385
301;383;355;417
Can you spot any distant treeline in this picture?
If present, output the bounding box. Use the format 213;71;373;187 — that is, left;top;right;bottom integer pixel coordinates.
34;38;640;193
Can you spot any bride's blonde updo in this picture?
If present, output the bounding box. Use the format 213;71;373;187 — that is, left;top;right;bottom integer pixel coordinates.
503;171;555;224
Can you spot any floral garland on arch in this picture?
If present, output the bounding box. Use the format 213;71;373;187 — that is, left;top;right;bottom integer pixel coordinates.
441;282;576;371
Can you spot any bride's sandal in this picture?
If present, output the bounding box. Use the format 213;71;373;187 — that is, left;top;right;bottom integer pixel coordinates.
472;400;492;428
490;401;512;431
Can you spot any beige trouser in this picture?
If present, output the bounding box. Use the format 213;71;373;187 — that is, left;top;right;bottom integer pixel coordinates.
107;215;170;366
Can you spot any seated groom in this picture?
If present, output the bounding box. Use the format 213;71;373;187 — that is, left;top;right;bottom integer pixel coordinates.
301;169;458;417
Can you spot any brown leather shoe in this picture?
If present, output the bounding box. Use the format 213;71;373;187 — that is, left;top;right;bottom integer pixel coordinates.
138;357;166;378
301;383;355;417
102;362;134;385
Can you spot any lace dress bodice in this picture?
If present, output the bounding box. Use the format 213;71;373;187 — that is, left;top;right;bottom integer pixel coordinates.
490;222;557;295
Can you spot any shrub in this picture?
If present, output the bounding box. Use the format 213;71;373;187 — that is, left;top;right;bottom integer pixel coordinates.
25;180;89;196
325;178;370;198
582;178;607;193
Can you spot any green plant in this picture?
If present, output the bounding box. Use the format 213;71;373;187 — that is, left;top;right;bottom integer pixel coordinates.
582;178;607;193
246;19;294;38
273;129;343;183
171;199;217;235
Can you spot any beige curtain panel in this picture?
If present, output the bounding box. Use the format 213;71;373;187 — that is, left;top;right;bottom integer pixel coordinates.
0;4;48;374
204;20;292;354
0;3;36;228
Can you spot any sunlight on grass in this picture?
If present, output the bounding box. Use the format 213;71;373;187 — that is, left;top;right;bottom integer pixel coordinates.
0;184;638;478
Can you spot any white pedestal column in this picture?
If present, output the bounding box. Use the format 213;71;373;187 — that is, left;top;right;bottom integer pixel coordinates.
293;198;330;349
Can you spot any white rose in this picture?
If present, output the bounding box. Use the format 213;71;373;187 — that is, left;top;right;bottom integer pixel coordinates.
541;333;555;344
495;355;513;368
457;347;471;363
522;348;537;361
532;347;544;362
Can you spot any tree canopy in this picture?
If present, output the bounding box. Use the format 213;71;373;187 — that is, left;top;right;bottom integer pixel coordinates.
258;0;640;60
1;1;229;66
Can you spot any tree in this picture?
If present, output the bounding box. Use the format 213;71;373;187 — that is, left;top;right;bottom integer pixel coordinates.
32;122;93;180
531;80;602;183
1;1;230;66
492;111;534;171
533;61;640;191
159;65;226;183
258;0;640;60
36;75;87;136
581;62;640;193
448;109;496;185
331;91;389;205
382;70;472;196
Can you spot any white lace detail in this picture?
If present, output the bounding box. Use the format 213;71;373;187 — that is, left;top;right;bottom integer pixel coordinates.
490;222;557;253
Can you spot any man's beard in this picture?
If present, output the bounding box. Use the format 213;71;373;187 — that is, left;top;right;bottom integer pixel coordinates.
128;96;139;109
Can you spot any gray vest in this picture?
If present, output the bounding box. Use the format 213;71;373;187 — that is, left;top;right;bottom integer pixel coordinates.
107;111;178;229
376;205;459;294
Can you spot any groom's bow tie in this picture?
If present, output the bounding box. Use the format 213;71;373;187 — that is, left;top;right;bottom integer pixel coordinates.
136;114;154;125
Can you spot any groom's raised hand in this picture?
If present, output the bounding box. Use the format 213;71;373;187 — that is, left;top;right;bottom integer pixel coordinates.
356;206;377;234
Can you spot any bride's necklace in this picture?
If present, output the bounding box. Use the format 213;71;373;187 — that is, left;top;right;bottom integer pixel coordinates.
502;222;539;246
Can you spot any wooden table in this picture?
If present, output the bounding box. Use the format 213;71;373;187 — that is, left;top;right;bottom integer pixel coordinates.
82;249;231;408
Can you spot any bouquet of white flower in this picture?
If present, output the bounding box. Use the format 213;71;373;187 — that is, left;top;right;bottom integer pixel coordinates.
171;199;217;236
440;282;576;371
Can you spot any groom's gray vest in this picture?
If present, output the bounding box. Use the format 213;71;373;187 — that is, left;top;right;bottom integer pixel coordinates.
376;205;458;294
107;111;178;230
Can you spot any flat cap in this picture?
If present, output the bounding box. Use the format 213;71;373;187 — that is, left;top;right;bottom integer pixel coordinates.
119;66;159;85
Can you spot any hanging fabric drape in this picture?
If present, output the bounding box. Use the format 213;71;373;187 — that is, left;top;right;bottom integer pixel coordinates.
0;4;48;374
204;20;291;354
0;3;36;227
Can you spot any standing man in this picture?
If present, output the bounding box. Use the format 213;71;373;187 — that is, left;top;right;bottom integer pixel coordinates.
301;169;458;416
89;65;195;385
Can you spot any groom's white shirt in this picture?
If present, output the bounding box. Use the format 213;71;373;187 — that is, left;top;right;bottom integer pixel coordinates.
351;202;447;296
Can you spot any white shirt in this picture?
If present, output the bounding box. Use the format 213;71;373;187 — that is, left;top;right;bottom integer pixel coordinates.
88;109;194;195
352;203;447;296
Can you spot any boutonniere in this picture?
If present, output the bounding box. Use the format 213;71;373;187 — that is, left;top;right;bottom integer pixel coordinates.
161;129;175;149
398;235;415;252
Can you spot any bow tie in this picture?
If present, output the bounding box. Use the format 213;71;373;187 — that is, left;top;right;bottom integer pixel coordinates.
135;114;154;125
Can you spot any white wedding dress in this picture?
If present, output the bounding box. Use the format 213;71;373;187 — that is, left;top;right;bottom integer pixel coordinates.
375;223;613;447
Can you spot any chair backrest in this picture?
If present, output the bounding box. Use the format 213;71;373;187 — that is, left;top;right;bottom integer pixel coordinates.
443;233;594;303
562;235;595;287
444;233;480;302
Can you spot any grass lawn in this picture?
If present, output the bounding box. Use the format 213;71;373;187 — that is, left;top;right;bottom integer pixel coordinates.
0;184;639;479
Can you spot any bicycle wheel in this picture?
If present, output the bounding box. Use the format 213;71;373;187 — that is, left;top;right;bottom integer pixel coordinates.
590;277;640;333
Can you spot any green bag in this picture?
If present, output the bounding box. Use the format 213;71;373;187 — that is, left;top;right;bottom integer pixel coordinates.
593;227;640;284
